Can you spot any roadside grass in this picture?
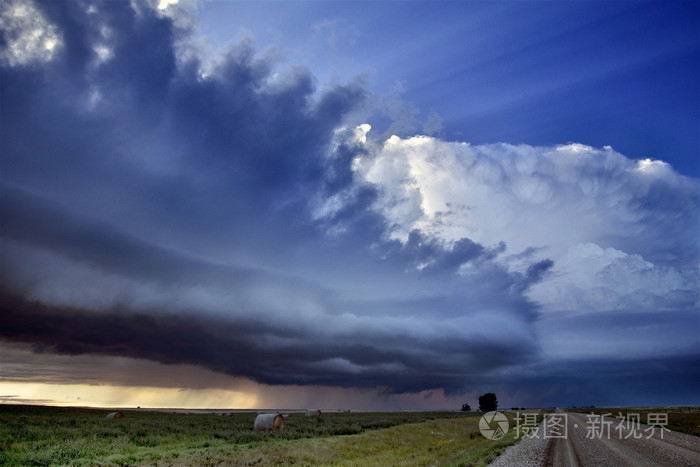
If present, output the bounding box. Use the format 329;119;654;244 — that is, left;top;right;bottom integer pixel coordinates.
8;404;695;465
567;407;700;437
150;416;522;466
0;404;489;466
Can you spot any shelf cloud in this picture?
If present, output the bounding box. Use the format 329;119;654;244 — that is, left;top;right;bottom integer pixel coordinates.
1;0;697;408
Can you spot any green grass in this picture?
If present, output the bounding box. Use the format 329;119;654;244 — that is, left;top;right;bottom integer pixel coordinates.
198;416;521;466
566;406;700;437
1;404;511;466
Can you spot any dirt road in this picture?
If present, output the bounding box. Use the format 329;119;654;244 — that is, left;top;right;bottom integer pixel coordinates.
543;411;699;466
490;410;699;466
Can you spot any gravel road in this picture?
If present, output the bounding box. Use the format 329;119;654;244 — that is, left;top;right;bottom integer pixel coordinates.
488;419;548;467
489;410;700;466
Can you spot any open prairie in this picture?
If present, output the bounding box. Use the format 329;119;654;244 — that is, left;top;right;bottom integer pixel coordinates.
0;405;523;466
3;405;697;465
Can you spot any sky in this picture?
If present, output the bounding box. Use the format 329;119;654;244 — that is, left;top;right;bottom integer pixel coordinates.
0;0;698;411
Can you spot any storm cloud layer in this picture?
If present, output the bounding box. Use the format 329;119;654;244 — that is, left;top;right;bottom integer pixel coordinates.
1;0;698;407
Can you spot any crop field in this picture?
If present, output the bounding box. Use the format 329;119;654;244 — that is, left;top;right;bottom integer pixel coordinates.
0;405;523;466
566;406;700;437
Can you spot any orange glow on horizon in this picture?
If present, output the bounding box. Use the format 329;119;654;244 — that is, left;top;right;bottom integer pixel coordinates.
0;382;260;409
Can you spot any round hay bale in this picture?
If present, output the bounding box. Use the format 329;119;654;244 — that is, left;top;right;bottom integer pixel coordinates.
105;411;125;419
253;413;284;431
305;409;322;419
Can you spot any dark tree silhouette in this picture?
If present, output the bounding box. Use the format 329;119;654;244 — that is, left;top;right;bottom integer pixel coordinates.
478;393;498;412
461;403;471;412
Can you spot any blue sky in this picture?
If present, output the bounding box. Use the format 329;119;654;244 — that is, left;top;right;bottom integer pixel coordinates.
197;0;699;176
0;0;698;410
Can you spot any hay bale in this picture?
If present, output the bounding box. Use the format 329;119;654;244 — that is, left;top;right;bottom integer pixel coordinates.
105;412;125;419
253;413;284;431
305;409;322;419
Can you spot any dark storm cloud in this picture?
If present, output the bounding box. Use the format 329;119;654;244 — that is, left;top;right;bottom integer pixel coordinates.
380;230;487;274
0;185;542;394
0;184;329;294
511;259;554;294
0;0;544;396
2;0;696;407
0;185;200;284
0;0;366;244
485;354;700;408
0;285;537;394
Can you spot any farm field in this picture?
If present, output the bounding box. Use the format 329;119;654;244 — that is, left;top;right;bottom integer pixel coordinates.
0;405;521;466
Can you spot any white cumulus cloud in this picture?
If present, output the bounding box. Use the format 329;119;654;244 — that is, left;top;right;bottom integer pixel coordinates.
0;0;63;66
528;243;697;313
346;127;699;317
353;131;697;261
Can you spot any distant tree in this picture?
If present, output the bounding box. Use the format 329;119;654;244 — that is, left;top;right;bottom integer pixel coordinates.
478;393;498;412
461;403;471;412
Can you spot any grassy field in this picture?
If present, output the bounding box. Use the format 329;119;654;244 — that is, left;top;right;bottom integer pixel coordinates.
567;406;700;437
0;405;524;466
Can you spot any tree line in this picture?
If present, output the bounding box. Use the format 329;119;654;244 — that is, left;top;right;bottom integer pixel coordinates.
461;392;498;412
